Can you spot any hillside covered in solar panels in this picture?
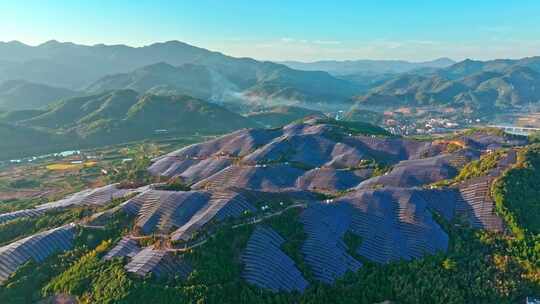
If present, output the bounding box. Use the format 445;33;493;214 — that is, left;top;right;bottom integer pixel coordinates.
0;117;539;304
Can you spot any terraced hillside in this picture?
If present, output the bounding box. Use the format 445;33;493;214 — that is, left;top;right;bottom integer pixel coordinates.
0;118;537;303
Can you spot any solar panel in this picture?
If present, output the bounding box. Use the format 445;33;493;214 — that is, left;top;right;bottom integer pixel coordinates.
0;224;76;283
337;188;449;264
124;247;191;279
300;204;362;283
131;190;210;235
241;226;309;292
0;209;45;225
457;177;504;231
171;190;256;241
103;237;141;260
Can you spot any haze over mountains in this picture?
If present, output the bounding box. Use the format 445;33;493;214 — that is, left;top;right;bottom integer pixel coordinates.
86;61;358;106
281;58;456;75
0;40;360;108
1;39;540;159
1;40;540;115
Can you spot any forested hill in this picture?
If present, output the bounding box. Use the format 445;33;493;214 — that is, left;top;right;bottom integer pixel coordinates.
0;80;77;111
0;90;258;159
352;57;540;114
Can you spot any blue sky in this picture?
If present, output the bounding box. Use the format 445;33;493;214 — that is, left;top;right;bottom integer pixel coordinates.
1;0;539;61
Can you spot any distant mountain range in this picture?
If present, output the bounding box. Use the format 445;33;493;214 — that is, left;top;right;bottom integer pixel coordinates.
1;39;540;154
2;40;540;118
281;58;456;75
86;61;358;107
0;40;232;89
0;40;360;108
0;80;77;111
351;56;540;115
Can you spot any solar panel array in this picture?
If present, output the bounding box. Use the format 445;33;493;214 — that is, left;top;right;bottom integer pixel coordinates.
418;188;460;221
460;133;511;150
489;149;518;177
357;154;461;190
122;189;255;240
125;247;192;279
351;136;430;162
0;209;45;225
192;164;374;194
0;119;526;292
295;168;372;193
0;224;76;283
148;119;506;201
430;150;517;231
149;121;436;185
149;118;525;190
0;184;142;225
0;121;521;287
300;204;362;283
244;134;341;168
342;189;449;264
121;189;155;216
130;190;210;234
149;158;198;178
103;237;141;260
242;226;309;292
172;190;256;241
176;157;233;184
457;177;504;231
138;120;524;287
191;166;247;190
148;128;284;178
38;184;137;210
300;188;449;272
192;164;306;192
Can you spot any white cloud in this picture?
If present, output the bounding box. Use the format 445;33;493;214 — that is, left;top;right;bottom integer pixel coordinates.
278;38;343;45
479;25;512;34
209;37;540;62
280;37;296;43
313;40;342;45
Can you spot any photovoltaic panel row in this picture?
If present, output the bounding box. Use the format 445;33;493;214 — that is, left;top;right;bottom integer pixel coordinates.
242;226;309;292
0;224;76;283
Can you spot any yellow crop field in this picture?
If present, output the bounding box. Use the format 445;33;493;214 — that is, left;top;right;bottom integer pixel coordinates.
46;161;98;171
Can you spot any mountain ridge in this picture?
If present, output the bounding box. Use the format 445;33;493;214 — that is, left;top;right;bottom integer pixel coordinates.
0;80;78;111
0;90;260;159
351;56;540;115
281;57;456;75
0;40;360;108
